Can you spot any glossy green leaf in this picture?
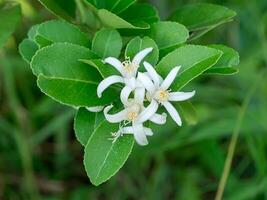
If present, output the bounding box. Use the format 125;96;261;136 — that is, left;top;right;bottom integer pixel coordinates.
36;20;91;47
0;4;21;48
31;43;116;106
80;59;119;78
18;39;39;63
37;0;76;21
84;120;134;186
74;108;97;146
85;0;136;14
97;9;149;29
125;36;159;67
156;45;222;90
169;3;236;40
205;45;239;75
147;21;189;50
92;28;122;58
119;3;159;24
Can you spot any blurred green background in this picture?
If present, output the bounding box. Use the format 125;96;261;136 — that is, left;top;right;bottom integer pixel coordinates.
0;0;267;199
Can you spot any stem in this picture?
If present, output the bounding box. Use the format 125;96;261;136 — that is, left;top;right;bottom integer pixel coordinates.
215;72;266;200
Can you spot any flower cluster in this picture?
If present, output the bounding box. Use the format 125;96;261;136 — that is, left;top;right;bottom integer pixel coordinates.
91;48;195;146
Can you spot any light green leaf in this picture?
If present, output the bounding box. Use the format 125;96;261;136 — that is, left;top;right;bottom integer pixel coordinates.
37;0;76;21
37;75;115;107
169;3;236;40
85;0;136;14
74;108;97;146
204;44;239;75
147;21;189;50
156;45;223;90
119;3;159;24
0;3;21;48
36;20;91;48
97;9;149;29
92;28;122;58
79;59;119;78
27;24;40;41
84;120;134;186
31;43;116;106
125;36;159;67
177;102;198;125
18;39;39;63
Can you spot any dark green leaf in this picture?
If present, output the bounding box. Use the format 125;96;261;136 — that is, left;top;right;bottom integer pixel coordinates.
0;3;21;48
125;36;159;67
84;120;134;186
92;28;122;58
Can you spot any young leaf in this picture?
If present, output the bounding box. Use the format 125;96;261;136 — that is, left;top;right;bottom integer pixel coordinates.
37;0;76;21
169;3;236;40
125;36;159;66
147;21;189;50
119;3;160;24
204;45;239;75
85;0;136;14
74;108;97;146
36;20;91;48
18;39;39;63
97;9;149;29
37;75;116;107
156;45;223;90
92;28;122;58
0;3;21;48
84;120;134;186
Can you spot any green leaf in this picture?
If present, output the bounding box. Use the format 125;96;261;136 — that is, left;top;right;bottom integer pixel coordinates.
37;0;76;21
27;24;40;41
37;75;115;107
169;3;236;39
177;102;198;125
147;21;189;50
79;59;119;78
84;120;134;186
97;9;149;29
18;39;39;63
36;20;91;48
31;43;116;106
119;3;160;24
204;45;239;75
85;0;136;14
74;108;97;146
0;4;21;48
125;36;159;67
156;45;223;90
92;28;122;58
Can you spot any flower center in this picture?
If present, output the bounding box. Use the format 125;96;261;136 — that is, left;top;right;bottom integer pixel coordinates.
122;59;138;77
126;103;141;121
154;89;169;103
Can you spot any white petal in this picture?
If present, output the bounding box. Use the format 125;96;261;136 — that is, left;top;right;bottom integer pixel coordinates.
121;126;153;136
86;106;104;112
132;123;148;146
169;91;196;102
137;72;156;95
143;61;161;87
120;86;132;106
132;47;153;66
149;113;167;125
104;57;124;75
137;99;159;123
103;105;127;123
160;66;181;90
134;87;145;104
124;77;136;89
97;75;124;97
162;101;182;126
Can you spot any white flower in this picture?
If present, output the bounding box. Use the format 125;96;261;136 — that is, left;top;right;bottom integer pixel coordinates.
137;61;196;126
97;47;153;98
103;87;166;145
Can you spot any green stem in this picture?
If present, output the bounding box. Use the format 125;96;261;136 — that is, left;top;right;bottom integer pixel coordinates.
215;71;266;200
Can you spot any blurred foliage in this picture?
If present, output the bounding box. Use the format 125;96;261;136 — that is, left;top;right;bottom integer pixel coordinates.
0;0;267;199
